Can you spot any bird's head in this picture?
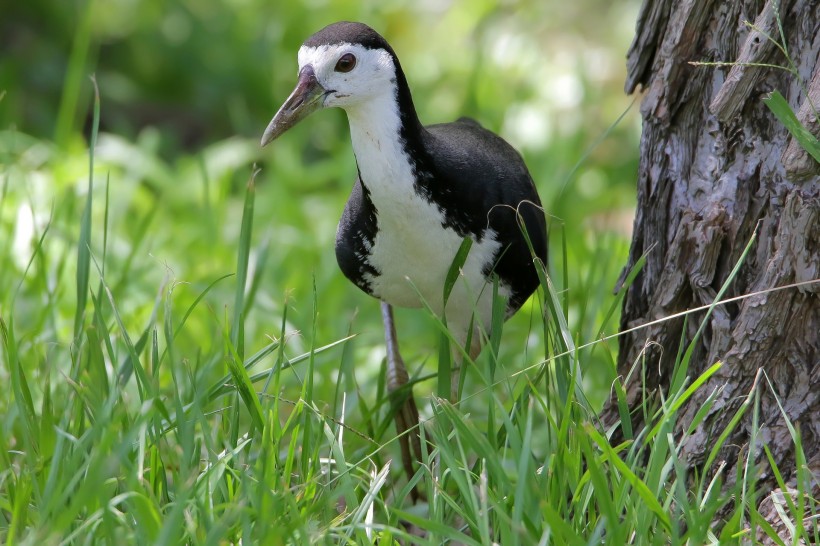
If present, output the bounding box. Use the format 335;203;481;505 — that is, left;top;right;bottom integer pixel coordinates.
261;22;400;147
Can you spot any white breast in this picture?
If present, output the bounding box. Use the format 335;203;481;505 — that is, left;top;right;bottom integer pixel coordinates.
344;94;508;341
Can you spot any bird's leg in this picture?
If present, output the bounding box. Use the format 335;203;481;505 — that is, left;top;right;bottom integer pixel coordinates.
381;302;424;500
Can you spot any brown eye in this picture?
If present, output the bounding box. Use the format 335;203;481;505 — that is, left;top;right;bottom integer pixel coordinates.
335;53;356;73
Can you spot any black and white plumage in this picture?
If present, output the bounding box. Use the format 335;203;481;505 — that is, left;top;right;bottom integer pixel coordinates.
262;21;547;492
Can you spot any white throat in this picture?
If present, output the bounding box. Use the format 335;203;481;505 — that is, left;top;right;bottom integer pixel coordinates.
343;90;419;211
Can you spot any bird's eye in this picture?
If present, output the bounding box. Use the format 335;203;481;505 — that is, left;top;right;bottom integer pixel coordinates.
335;53;356;73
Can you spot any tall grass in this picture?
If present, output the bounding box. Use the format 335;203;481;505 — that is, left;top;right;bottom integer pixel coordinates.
1;87;815;544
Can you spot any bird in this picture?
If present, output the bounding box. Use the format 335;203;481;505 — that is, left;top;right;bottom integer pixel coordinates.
261;21;547;497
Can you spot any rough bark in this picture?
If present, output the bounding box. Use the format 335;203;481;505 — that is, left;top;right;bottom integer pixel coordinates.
603;0;820;531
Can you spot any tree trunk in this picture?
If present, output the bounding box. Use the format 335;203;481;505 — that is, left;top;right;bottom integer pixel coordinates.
602;0;819;534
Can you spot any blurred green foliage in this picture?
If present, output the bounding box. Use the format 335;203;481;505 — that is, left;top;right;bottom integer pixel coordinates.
1;0;639;410
3;0;639;151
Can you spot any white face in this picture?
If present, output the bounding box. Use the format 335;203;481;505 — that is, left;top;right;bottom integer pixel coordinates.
297;43;397;109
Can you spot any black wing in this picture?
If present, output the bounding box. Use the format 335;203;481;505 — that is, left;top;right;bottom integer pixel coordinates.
421;118;547;314
335;173;380;297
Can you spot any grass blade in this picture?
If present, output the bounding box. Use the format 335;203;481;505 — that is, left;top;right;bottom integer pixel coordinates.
763;90;820;162
232;166;259;359
73;76;100;343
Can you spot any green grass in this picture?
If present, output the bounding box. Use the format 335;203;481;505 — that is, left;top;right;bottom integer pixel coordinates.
2;93;817;544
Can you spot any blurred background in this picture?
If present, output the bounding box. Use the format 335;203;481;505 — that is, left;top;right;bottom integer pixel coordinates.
1;0;641;412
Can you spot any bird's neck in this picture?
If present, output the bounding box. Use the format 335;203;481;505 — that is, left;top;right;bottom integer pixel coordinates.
344;83;427;211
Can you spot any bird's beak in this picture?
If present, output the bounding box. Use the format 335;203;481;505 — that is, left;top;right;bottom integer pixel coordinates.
261;65;327;147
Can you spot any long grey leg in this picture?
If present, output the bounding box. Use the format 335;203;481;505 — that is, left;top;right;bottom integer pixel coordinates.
381;301;424;500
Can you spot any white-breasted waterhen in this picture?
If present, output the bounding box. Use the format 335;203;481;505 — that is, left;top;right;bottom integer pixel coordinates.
261;21;547;498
